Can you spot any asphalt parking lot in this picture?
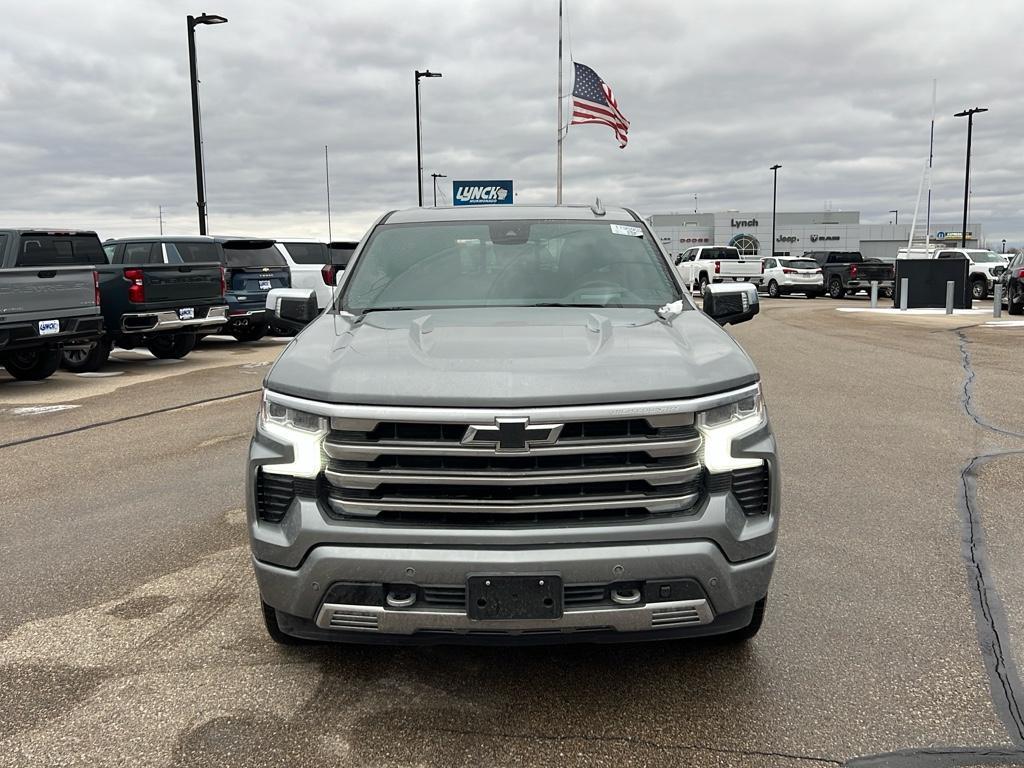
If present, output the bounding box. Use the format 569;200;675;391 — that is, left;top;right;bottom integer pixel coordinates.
2;300;1023;768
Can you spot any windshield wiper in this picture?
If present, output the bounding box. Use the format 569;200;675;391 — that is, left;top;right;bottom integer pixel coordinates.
528;302;618;308
357;306;423;314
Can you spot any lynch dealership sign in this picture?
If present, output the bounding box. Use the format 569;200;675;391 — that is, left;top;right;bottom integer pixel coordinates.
731;218;758;228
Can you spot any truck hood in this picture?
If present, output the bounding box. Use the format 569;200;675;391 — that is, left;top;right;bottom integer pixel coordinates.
265;307;759;407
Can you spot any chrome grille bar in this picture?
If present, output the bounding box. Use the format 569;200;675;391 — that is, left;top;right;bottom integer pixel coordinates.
323;435;701;460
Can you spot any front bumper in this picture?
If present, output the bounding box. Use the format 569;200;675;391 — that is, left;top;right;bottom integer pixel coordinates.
254;541;774;643
121;306;227;333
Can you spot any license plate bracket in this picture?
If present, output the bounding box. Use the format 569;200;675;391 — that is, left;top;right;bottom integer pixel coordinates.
258;280;272;290
467;574;562;621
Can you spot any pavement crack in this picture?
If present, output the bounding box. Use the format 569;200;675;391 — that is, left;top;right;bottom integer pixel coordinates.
951;327;1024;745
845;745;1024;766
0;388;261;451
391;724;844;765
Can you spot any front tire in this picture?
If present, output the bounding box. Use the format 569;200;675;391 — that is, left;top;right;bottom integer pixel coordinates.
828;278;846;299
260;600;309;646
767;280;781;298
721;595;767;643
2;347;62;380
698;275;710;296
971;279;987;301
147;334;196;360
61;339;112;373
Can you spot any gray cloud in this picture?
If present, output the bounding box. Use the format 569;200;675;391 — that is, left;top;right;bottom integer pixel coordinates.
1;0;1022;246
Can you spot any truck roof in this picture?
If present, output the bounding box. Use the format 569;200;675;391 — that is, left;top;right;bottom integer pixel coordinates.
0;229;99;236
384;204;639;224
105;235;216;243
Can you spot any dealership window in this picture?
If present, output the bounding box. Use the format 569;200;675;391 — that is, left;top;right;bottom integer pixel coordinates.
729;234;760;255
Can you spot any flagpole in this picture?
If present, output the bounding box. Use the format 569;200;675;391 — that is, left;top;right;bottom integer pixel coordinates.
325;144;333;242
556;0;564;204
924;79;936;249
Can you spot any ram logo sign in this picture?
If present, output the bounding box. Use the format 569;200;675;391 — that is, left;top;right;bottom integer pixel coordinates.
452;180;514;206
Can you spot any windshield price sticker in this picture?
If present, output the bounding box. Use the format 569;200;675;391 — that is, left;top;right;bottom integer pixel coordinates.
610;224;643;237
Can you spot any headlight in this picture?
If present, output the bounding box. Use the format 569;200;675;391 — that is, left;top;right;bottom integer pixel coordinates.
697;386;766;472
258;393;328;478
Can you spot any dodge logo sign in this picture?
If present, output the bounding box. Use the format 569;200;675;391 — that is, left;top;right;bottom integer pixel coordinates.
462;418;563;452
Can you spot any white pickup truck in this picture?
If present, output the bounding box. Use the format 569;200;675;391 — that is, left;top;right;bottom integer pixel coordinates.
673;245;763;295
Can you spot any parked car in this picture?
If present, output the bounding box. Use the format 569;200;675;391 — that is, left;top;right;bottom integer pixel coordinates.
673;245;764;295
57;238;228;371
0;229;104;380
806;251;895;299
760;256;823;298
274;240;332;311
106;236;290;341
999;251;1024;315
250;205;778;646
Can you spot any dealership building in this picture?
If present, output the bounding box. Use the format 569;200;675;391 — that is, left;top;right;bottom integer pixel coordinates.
646;211;983;262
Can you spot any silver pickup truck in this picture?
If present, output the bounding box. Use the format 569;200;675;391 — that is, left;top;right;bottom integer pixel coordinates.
0;229;104;380
248;205;779;646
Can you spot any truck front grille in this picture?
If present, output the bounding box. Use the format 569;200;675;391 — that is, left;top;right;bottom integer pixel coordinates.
321;410;704;524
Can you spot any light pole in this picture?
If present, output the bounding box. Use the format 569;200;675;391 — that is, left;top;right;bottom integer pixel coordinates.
694;193;698;213
770;164;781;256
187;12;228;236
415;70;442;207
889;209;898;226
430;173;447;207
1002;238;1006;254
954;107;988;248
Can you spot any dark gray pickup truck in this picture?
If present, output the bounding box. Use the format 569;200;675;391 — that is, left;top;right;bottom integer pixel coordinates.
57;238;228;372
0;229;104;380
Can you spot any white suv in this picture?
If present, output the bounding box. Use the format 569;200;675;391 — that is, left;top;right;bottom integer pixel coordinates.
274;240;359;311
760;256;823;298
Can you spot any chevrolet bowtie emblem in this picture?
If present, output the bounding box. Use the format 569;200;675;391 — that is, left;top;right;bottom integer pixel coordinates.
462;418;563;453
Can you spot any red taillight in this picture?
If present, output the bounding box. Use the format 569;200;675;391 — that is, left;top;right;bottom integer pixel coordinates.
123;267;144;303
850;265;858;279
322;264;338;286
93;270;100;306
714;261;721;274
219;266;226;297
1018;269;1024;279
782;268;797;274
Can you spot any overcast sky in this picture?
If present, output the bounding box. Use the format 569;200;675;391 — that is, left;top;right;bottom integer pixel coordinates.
3;0;1023;245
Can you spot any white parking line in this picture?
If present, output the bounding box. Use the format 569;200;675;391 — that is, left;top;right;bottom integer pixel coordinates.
837;307;993;315
5;404;81;415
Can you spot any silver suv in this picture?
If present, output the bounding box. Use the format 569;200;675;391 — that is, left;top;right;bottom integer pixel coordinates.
249;205;779;645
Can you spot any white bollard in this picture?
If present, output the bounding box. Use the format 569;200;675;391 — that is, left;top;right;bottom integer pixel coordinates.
945;281;955;314
870;281;879;307
993;284;1002;318
899;278;909;311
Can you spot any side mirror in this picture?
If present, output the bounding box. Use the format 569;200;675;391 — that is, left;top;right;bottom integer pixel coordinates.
265;288;318;331
703;283;759;326
674;254;684;266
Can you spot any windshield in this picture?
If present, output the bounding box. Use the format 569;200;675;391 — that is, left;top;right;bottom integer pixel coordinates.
221;241;287;268
967;251;1005;263
782;259;818;269
282;242;328;265
165;242;222;264
341;220;681;312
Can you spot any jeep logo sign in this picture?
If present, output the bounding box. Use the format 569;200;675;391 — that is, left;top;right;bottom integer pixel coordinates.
452;180;514;206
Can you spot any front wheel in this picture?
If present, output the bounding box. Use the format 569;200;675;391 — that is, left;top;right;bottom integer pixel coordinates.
260;600;309;646
61;339;112;373
1009;285;1024;315
720;595;767;643
828;278;846;299
2;348;62;380
232;323;268;343
971;279;987;301
767;280;781;298
147;334;196;360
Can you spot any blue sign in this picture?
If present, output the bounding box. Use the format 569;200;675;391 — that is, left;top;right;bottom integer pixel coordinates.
452;179;513;206
936;231;946;240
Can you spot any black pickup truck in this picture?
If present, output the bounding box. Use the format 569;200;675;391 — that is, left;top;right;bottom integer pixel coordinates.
0;230;105;380
805;251;895;299
51;236;227;372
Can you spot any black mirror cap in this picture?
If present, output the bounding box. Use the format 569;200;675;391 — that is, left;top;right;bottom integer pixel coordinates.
702;284;760;326
266;288;318;330
280;295;317;325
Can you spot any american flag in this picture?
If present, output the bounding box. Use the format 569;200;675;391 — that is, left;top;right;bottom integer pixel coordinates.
570;62;629;148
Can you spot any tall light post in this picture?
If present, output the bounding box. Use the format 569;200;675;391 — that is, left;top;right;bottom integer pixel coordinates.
770;164;781;256
187;12;228;236
954;107;988;248
415;70;442;207
430;173;447;207
889;209;898;226
1002;238;1006;254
